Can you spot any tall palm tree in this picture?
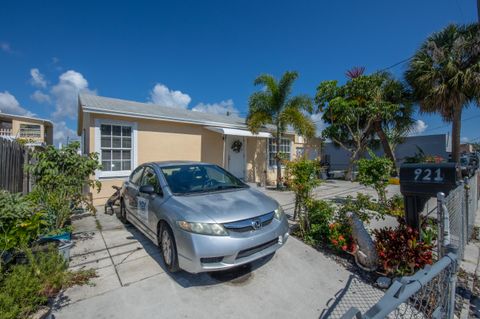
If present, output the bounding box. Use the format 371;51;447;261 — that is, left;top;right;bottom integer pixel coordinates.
405;23;480;164
247;71;315;188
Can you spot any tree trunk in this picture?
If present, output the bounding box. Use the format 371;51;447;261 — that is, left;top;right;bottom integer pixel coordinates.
345;150;358;181
374;121;398;176
276;128;282;189
451;105;462;164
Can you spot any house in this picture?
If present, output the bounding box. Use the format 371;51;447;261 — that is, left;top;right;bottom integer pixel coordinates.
0;112;53;145
322;133;451;172
460;143;474;154
77;94;322;206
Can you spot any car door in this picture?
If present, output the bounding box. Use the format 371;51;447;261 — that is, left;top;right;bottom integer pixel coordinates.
124;166;145;215
137;166;165;237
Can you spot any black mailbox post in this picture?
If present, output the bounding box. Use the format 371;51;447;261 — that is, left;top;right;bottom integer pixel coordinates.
399;163;459;230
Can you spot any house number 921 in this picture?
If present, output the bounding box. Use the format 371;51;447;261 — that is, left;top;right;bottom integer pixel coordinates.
414;168;443;182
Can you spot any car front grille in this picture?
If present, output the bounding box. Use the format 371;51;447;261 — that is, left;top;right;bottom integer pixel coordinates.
222;211;275;232
236;238;278;260
201;256;224;264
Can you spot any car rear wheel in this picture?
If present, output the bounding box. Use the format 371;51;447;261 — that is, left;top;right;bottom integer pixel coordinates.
119;199;129;224
159;223;179;272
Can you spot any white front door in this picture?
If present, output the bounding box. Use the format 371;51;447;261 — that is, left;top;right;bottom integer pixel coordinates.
226;135;246;179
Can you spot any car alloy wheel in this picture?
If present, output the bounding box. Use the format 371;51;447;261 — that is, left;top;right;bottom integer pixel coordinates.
162;230;172;266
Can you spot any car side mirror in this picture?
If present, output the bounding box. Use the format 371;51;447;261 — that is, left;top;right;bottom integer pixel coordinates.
139;185;155;195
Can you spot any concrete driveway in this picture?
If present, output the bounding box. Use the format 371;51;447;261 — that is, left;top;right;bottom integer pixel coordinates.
53;181;388;318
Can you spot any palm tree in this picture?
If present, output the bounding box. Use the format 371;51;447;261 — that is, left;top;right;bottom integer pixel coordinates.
247;71;315;188
405;23;480;164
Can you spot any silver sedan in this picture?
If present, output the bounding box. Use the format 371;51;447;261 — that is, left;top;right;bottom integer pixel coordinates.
119;161;289;273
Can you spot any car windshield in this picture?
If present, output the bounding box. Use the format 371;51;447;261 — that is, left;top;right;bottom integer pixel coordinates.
161;164;247;195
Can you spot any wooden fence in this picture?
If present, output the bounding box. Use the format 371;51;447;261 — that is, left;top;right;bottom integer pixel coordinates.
0;138;29;194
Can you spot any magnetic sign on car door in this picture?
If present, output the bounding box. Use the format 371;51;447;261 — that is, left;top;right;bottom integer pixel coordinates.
137;197;149;221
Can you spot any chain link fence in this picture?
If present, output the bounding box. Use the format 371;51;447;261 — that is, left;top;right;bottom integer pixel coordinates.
323;253;458;319
327;170;480;318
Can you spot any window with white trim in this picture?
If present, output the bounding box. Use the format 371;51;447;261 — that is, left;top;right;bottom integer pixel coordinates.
268;138;291;167
100;124;132;172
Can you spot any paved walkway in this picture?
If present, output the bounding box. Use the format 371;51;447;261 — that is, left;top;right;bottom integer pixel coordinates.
53;210;370;319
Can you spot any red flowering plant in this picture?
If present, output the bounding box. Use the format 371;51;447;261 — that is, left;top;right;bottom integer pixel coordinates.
373;218;433;276
328;222;355;253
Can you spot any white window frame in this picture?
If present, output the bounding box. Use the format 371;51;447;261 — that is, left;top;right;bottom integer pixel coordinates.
94;118;138;178
267;137;292;168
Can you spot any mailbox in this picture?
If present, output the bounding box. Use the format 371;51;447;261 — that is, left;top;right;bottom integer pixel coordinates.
399;163;459;231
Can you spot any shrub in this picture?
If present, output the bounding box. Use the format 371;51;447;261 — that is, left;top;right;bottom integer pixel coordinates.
285;159;321;233
357;151;392;203
328;222;354;252
385;194;404;217
0;191;48;265
304;199;335;244
373;219;433;276
27;142;101;215
0;247;96;319
338;193;383;223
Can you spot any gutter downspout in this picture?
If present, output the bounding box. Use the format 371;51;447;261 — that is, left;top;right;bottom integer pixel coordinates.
222;134;226;168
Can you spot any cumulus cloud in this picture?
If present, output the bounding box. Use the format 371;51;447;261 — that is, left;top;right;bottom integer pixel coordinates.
53;120;77;146
409;119;428;136
0;91;34;116
461;137;469;143
192;99;239;116
31;90;51;104
51;70;96;119
0;42;12;53
30;68;47;88
149;83;191;109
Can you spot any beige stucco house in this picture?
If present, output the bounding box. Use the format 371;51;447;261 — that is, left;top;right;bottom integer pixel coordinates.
0;113;53;145
78;94;322;206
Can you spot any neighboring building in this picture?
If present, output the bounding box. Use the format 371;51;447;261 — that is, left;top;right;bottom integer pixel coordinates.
323;134;451;171
460;143;474;154
0;113;53;145
78;94;322;205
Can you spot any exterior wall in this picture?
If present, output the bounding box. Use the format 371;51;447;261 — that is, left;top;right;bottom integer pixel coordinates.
88;113;225;205
323;134;450;171
11;119;49;144
460;143;474;154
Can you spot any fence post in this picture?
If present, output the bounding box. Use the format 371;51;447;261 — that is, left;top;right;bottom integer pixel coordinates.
445;245;458;319
437;192;445;258
464;177;470;241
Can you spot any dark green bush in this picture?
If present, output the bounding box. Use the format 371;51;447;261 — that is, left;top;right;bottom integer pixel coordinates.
304;199;335;244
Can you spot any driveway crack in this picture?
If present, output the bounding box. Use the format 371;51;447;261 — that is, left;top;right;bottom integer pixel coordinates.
96;216;124;287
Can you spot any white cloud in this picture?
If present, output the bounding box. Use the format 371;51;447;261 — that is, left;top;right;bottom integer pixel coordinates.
410;119;428;136
0;42;12;53
192;99;239;116
0;91;34;116
149;83;191;109
51;70;95;119
461;137;469;143
30;68;47;88
53;120;77;146
31;90;51;104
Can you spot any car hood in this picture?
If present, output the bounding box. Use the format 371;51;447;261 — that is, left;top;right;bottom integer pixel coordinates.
167;188;279;224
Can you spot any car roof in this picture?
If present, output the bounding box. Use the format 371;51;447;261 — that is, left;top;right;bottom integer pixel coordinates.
143;161;214;168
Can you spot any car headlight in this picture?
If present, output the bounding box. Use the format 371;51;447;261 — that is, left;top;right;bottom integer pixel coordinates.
177;221;228;236
274;206;285;220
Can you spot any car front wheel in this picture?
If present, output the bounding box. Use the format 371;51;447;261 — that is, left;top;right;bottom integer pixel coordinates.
159;223;179;272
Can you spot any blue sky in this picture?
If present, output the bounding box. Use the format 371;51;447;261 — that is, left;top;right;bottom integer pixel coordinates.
0;0;478;145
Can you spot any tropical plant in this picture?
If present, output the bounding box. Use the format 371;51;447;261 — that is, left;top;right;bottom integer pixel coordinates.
27;141;102;215
405;23;480;164
316;73;408;180
303;199;335;245
247;71;316;188
338;193;384;223
357;151;393;204
285;159;321;229
374;219;433;276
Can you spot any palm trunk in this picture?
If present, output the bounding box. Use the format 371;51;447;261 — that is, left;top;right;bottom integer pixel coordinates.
451;105;462;164
276;127;282;189
374;121;398;176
